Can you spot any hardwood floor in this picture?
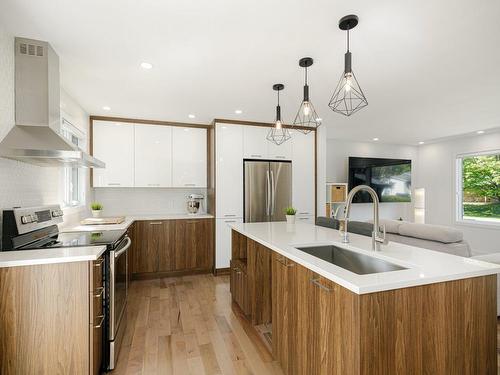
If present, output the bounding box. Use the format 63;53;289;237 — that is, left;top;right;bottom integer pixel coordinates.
113;274;283;375
113;274;500;375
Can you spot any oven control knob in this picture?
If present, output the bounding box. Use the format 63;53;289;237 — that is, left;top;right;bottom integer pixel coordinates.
21;215;31;224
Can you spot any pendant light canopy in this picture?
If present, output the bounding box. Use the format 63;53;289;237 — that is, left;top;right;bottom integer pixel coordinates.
293;57;321;134
267;84;291;145
328;15;368;116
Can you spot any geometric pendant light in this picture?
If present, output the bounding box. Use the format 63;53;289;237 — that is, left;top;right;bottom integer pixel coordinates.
328;15;368;116
266;84;291;145
293;57;321;134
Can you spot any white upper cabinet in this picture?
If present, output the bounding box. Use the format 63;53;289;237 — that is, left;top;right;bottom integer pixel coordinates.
291;130;315;216
243;125;292;160
216;123;243;218
134;125;172;187
93;121;135;187
243;126;269;159
172;127;207;187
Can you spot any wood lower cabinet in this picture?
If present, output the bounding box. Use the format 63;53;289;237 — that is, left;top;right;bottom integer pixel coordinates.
0;257;105;375
231;231;497;375
130;218;214;279
230;259;250;315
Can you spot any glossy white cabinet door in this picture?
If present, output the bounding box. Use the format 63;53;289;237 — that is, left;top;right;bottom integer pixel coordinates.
216;217;243;269
216;124;244;218
268;132;292;160
134;125;172;187
172;127;207;187
93;121;135;187
291;130;315;216
243;126;269;159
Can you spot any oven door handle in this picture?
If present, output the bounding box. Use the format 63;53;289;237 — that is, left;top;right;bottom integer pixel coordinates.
114;236;131;258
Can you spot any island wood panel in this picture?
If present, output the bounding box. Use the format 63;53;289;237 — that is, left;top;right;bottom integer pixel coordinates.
0;262;90;375
272;253;298;375
231;229;248;261
247;238;273;325
358;275;497;375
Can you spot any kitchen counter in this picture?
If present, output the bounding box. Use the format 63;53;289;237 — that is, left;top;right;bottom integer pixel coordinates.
0;245;107;268
63;213;214;232
230;221;500;294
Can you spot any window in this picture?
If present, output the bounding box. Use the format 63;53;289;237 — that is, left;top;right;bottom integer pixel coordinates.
61;118;86;207
456;150;500;225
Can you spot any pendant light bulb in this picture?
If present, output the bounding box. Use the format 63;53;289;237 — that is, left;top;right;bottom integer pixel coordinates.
267;83;291;146
293;57;321;134
328;15;368;116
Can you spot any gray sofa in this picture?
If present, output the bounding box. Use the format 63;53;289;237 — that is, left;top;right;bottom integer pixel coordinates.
316;217;472;257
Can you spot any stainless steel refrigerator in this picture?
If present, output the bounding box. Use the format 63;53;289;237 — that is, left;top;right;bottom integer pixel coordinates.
244;160;292;223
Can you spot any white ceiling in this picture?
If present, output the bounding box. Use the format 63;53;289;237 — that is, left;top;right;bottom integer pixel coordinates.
1;0;500;144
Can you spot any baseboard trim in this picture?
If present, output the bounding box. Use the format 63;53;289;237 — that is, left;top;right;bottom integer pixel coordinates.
214;267;230;276
131;268;212;280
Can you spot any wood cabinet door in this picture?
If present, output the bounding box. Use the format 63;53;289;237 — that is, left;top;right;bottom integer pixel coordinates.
131;221;160;274
272;253;297;375
247;239;272;325
157;221;175;272
173;219;213;271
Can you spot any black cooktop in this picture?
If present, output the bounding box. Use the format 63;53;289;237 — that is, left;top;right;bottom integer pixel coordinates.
19;229;127;250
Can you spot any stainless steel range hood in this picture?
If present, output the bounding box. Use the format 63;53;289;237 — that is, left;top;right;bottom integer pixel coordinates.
0;37;105;168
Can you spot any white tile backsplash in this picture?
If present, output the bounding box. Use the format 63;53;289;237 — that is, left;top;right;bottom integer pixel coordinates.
92;188;208;216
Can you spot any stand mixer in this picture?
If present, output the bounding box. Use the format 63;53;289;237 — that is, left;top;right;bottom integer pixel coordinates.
187;194;204;214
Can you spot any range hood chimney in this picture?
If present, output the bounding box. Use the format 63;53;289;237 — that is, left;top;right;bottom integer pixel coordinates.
0;37;104;168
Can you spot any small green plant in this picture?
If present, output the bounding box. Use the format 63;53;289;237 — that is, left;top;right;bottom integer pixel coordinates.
91;202;103;211
284;206;297;215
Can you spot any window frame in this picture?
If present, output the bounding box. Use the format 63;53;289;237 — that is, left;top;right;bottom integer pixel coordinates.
60;117;86;208
455;149;500;228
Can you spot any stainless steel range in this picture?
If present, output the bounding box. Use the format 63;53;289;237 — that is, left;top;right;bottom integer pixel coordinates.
0;204;130;371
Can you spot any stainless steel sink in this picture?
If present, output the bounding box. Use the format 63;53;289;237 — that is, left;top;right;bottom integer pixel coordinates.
295;245;407;275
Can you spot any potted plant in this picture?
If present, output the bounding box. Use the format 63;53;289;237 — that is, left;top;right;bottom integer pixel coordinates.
91;202;103;218
284;206;297;224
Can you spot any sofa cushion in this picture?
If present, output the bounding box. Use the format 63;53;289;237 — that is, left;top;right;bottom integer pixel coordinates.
398;223;463;244
347;221;374;237
315;216;340;230
379;219;406;234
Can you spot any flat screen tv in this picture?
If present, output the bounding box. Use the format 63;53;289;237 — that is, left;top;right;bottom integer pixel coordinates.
348;157;412;203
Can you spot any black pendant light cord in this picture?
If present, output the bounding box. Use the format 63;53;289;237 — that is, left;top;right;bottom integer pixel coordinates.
347;28;350;52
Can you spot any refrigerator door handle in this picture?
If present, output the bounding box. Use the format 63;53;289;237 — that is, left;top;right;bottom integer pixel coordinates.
271;170;276;215
266;170;270;216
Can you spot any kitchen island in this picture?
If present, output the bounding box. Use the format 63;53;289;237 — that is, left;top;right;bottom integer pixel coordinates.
229;221;499;375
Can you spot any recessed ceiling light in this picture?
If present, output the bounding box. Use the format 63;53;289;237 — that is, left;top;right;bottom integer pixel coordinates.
477;130;485;134
140;62;153;69
235;109;243;114
372;137;379;141
102;106;111;111
419;141;425;145
188;114;196;119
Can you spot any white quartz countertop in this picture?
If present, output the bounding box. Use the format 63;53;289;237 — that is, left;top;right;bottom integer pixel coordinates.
63;213;214;232
0;246;107;268
230;221;500;294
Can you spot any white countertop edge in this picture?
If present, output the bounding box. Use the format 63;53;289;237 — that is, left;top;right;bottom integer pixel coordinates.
229;224;500;295
0;246;107;268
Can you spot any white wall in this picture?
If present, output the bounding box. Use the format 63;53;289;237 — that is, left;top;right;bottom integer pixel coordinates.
417;132;500;255
326;139;418;221
93;188;207;216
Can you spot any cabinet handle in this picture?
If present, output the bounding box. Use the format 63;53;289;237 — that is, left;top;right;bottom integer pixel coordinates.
233;267;242;274
149;222;163;225
147;183;160;187
184;183;196;186
93;258;104;268
275;256;295;267
224;220;237;223
298;217;309;221
93;287;104;298
224;214;236;217
107;183;121;186
310;278;333;292
275;156;286;159
94;315;105;328
250;154;262;158
298;212;310;215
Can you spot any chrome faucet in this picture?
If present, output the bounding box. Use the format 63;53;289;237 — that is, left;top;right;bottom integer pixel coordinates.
342;185;388;251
